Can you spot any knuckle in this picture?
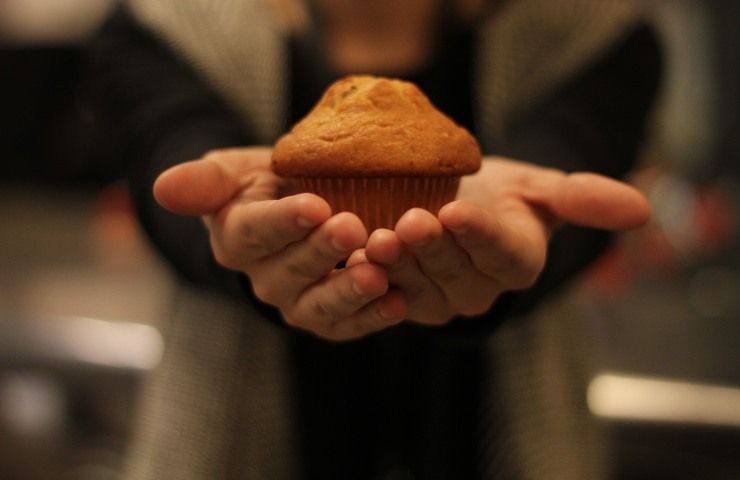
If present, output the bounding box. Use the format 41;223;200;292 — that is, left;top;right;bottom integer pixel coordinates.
216;223;271;269
361;309;388;330
284;244;343;282
315;242;345;266
311;296;338;323
235;214;275;252
310;282;363;324
493;241;543;283
372;308;392;328
222;216;253;252
502;241;527;268
285;260;318;281
211;244;240;270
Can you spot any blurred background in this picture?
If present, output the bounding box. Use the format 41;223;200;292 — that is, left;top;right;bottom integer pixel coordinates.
0;0;738;478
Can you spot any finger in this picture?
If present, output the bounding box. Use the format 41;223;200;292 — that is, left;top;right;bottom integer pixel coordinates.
285;263;401;340
154;148;274;215
366;229;452;325
363;229;403;264
522;170;651;230
247;212;368;305
211;193;331;266
394;209;501;315
346;249;368;268
439;201;547;289
326;289;407;341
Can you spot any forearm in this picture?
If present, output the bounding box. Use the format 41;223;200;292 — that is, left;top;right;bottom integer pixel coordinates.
502;24;662;177
89;6;250;294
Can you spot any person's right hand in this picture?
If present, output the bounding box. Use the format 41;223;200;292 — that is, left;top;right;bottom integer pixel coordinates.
153;147;406;341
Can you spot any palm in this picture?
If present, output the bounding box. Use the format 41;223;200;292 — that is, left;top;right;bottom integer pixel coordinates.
362;156;650;325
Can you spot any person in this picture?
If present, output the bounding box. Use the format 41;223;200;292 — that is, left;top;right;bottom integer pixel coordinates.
91;0;662;478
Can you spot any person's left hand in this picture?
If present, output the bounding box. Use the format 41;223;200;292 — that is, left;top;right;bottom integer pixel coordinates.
348;157;650;326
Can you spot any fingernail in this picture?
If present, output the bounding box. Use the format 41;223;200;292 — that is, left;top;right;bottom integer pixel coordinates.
352;280;367;296
378;305;403;324
331;236;348;252
378;305;394;319
297;215;318;228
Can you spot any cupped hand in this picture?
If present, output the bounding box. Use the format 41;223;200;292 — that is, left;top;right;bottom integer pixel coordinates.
153;147;405;341
360;157;651;326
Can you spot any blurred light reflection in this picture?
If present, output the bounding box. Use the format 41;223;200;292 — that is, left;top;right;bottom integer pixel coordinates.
588;372;740;428
0;316;164;372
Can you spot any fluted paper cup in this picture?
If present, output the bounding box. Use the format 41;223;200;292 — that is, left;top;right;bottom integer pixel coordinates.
289;176;461;232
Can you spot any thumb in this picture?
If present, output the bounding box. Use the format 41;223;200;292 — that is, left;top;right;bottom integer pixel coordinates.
526;172;651;230
153;148;272;215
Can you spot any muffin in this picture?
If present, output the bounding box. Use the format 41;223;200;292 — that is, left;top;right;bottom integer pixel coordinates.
271;75;481;231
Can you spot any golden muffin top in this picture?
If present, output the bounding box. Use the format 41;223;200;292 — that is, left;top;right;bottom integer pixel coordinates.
272;75;481;177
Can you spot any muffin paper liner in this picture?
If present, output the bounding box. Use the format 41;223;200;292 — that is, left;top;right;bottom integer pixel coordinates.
291;176;461;232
